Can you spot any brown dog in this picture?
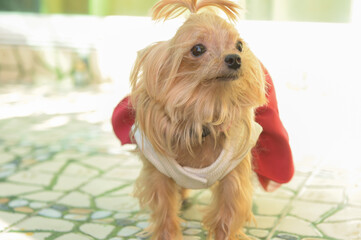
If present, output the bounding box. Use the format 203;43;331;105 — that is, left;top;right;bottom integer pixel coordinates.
130;0;267;239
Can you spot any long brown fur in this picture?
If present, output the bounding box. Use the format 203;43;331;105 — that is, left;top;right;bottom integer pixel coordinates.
132;0;266;239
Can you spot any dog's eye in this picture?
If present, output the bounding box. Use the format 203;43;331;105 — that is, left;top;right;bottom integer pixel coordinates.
236;41;243;52
191;44;207;57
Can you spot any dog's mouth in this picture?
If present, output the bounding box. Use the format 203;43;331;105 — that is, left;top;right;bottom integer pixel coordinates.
215;74;239;81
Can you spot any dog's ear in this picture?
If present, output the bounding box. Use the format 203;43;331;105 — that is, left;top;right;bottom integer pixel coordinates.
130;41;184;157
130;41;183;102
130;41;168;99
240;55;267;108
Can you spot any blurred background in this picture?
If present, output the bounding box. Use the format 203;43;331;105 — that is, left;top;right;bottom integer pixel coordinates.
0;0;357;20
0;0;359;87
0;1;361;239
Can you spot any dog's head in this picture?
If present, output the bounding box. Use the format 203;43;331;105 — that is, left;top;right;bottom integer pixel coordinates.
131;0;266;157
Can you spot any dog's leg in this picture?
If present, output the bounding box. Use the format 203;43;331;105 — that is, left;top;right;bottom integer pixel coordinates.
203;154;254;240
181;188;191;210
134;155;183;240
181;188;190;200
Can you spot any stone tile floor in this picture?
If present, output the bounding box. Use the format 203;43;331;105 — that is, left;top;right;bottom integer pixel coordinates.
0;84;360;240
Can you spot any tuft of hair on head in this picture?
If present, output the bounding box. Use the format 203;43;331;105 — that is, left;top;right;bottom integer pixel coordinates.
152;0;241;22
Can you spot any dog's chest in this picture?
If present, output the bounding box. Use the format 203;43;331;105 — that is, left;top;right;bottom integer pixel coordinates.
175;134;226;169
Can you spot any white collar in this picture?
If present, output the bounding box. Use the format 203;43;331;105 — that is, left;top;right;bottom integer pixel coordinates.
133;122;262;189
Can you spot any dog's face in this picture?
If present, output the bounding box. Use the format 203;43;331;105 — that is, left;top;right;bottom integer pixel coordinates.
152;13;266;120
175;13;244;83
131;12;266;156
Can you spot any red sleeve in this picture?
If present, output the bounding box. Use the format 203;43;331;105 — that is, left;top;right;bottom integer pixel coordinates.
111;97;135;145
252;65;294;191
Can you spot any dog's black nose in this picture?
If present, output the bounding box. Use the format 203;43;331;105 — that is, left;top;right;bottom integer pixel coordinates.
225;54;241;70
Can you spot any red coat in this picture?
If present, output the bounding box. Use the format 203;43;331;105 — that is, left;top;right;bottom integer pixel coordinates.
111;66;294;191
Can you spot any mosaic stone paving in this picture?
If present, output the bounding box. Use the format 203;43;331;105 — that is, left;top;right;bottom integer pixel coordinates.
0;84;360;240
